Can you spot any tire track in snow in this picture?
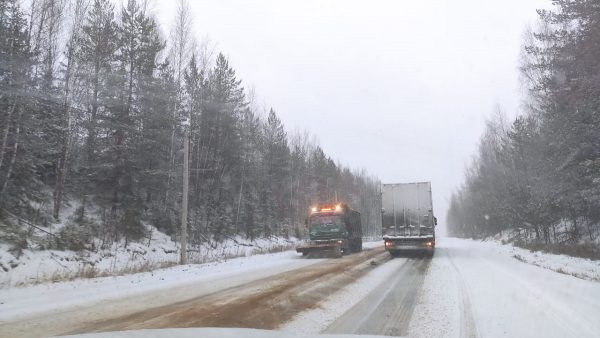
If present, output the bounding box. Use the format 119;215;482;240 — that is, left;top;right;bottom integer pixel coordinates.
444;247;479;338
324;256;431;336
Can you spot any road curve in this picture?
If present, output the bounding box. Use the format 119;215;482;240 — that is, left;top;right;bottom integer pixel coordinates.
324;256;431;336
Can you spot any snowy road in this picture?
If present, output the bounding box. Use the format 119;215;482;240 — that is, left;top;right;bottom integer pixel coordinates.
436;238;600;338
324;257;430;336
2;238;600;338
285;238;600;338
0;245;388;337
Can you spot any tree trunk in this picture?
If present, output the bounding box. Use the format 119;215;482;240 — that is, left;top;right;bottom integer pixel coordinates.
87;60;100;162
164;126;175;207
53;157;65;219
53;36;76;221
0;103;16;170
0;109;22;198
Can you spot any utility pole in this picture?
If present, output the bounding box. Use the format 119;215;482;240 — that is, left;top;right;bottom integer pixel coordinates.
180;131;189;265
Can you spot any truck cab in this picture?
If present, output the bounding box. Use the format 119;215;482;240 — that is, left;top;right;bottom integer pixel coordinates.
297;203;362;257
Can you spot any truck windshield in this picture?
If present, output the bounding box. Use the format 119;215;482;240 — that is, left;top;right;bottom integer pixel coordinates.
310;215;344;231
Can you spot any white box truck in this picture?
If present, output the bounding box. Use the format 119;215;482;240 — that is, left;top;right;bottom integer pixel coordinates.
381;182;436;256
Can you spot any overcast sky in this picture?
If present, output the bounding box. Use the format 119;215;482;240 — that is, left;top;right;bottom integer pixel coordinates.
153;0;548;234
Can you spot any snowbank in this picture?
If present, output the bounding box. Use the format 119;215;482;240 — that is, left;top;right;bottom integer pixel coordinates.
479;232;600;282
0;240;382;322
495;241;600;282
0;248;315;322
0;226;301;288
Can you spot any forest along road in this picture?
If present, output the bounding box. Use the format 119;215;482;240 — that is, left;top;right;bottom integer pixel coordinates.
323;257;430;337
0;246;389;338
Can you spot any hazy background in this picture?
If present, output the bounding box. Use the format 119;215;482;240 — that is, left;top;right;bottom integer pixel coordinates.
154;0;548;235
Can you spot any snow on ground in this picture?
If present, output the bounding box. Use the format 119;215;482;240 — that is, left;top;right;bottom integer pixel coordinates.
0;240;382;323
362;240;385;250
0;226;301;288
409;237;600;338
407;249;462;338
485;239;600;282
280;255;406;334
0;248;318;322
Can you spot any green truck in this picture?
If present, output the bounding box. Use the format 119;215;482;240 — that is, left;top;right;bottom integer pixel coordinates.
296;203;363;258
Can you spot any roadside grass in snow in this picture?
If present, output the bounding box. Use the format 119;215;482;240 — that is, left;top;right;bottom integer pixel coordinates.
40;261;179;285
513;241;600;261
492;226;600;261
1;229;300;288
9;241;297;287
511;252;600;282
485;228;600;282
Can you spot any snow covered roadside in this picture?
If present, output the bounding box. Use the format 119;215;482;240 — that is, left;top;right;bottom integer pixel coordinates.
409;237;600;338
0;240;382;324
484;229;600;282
0;249;318;323
361;240;385;250
0;227;301;288
488;240;600;282
280;254;405;334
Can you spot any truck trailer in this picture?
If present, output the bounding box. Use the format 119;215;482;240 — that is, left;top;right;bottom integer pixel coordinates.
296;203;362;258
381;182;436;256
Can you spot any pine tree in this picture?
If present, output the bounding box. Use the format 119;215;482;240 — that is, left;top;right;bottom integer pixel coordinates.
0;0;42;242
52;0;87;221
0;0;385;249
263;108;290;235
79;0;116;164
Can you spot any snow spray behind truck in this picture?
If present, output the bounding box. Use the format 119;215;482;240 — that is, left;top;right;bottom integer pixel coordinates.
296;203;363;258
382;182;436;256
